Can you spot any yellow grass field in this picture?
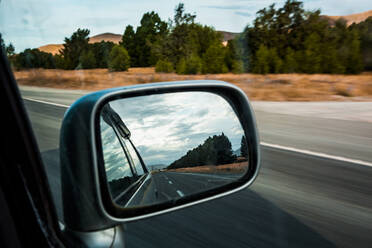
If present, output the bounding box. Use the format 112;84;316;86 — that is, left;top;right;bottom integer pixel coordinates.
166;161;248;174
14;68;372;101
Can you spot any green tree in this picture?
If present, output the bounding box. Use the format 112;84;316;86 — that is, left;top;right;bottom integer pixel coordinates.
168;133;236;169
155;59;173;73
268;48;283;73
0;33;4;52
346;30;364;74
202;43;227;74
79;49;96;69
302;33;322;73
90;41;115;68
54;54;65;69
231;60;244;74
6;43;15;57
176;57;186;74
131;11;168;67
108;45;130;71
282;47;297;73
240;135;248;158
185;54;202;74
60;28;90;69
120;25;136;65
13;49;55;69
253;44;270;74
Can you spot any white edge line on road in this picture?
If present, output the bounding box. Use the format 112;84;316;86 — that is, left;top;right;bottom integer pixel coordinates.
23;97;372;168
23;97;70;108
261;142;372;167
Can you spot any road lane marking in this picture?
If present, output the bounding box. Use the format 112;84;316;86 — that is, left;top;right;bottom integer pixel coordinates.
23;97;70;108
168;181;173;185
261;142;372;167
23;97;372;168
176;190;184;197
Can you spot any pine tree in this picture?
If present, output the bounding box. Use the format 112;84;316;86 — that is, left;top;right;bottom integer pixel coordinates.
202;43;227;74
240;135;248;158
346;30;364;74
281;48;295;73
60;28;90;69
253;44;270;74
108;45;130;71
79;50;96;69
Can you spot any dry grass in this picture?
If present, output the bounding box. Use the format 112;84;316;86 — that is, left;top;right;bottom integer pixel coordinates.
14;68;372;101
167;161;248;174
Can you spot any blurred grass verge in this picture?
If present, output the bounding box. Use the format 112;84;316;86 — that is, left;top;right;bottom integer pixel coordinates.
14;68;372;101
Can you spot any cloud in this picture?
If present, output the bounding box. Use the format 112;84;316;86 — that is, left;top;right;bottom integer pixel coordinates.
104;92;245;166
235;11;252;17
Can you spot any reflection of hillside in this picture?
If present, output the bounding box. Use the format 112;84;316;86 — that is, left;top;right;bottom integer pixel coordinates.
168;133;237;169
167;161;248;174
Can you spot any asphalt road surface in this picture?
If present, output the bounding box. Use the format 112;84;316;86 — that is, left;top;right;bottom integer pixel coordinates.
126;172;240;207
21;87;372;248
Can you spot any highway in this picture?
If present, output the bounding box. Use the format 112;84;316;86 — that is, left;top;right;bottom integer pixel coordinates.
21;86;372;248
125;172;240;207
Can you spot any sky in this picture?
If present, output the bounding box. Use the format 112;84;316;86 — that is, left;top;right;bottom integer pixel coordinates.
100;91;245;181
0;0;371;52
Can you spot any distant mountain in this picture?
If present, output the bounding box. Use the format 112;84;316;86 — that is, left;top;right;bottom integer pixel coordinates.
218;31;240;42
322;10;372;26
38;32;121;55
89;32;121;44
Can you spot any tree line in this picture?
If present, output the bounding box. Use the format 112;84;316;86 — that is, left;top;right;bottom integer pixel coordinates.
3;1;372;74
168;133;239;170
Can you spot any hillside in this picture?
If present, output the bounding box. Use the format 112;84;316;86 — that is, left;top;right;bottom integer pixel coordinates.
322;10;372;26
38;32;121;55
38;31;238;55
89;32;121;44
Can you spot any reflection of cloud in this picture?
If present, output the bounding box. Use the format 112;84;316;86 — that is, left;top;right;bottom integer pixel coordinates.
235;11;252;17
100;117;132;181
107;92;245;166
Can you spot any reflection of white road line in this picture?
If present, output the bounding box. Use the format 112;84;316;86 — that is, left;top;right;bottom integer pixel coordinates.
124;174;152;207
173;172;237;181
168;181;173;184
176;190;184;197
22;98;372;168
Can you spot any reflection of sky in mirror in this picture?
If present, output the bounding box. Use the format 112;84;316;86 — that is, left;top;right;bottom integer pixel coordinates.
100;117;132;181
108;92;244;167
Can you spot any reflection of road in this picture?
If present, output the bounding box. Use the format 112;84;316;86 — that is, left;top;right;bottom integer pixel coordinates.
126;172;240;207
21;87;372;248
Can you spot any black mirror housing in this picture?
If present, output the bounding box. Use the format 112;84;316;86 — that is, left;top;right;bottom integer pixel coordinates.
60;80;260;232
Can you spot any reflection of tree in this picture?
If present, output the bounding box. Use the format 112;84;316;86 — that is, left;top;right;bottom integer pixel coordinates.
168;133;236;169
240;135;248;159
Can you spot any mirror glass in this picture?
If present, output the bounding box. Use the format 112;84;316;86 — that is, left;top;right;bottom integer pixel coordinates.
99;91;250;208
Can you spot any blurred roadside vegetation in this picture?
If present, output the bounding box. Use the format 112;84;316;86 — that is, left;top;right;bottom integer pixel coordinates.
1;0;372;74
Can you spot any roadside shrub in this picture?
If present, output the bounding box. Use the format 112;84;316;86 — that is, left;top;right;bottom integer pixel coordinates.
155;59;173;73
108;45;130;72
176;58;186;74
202;43;227;74
231;60;244;74
79;50;96;69
185;54;202;74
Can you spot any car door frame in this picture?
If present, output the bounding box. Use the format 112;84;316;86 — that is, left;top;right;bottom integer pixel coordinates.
0;49;64;247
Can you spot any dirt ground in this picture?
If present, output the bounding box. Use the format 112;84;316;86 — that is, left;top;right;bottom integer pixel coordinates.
14;68;372;101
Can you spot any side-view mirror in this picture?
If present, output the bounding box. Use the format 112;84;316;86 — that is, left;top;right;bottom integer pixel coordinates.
60;81;260;236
